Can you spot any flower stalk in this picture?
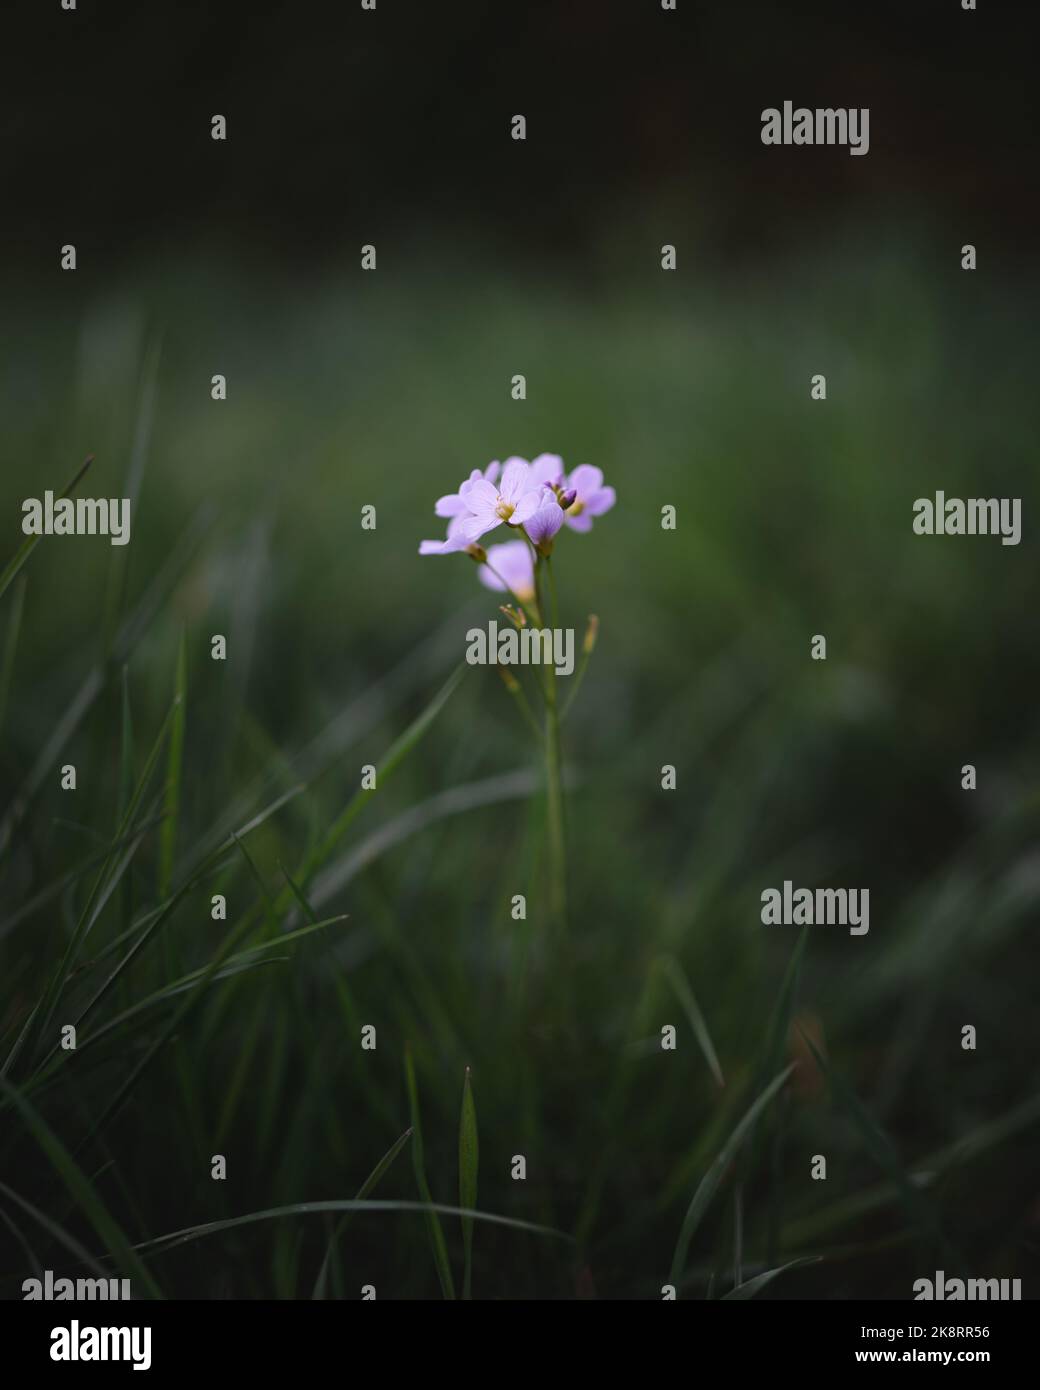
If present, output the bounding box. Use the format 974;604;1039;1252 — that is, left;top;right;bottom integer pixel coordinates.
543;643;568;933
419;452;615;938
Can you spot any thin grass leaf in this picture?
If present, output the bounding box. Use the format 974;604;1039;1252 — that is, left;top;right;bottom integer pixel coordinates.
101;334;161;659
0;456;93;603
784;1088;1040;1246
757;925;809;1099
0;572;27;740
117;666;136;937
4;805;160;1080
658;954;724;1087
0;502;213;858
280;864;319;925
405;1044;456;1299
158;630;187;901
312;1127;414;1299
732;1183;743;1289
302;768;542;921
219;783;306;852
459;1065;479;1300
81;912;347;1145
69;916;342;1059
721;1256;822;1300
8;691;179;1074
799;1030;961;1265
746;924;808;1252
0;1204;42;1278
0;1179;113;1281
0;1078;162;1298
0;813;169;944
298;662;466;886
230;830;278;928
133;1200;568;1259
669;1066;793;1285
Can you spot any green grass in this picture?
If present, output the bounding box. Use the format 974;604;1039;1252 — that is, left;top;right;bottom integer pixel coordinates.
1;228;1038;1298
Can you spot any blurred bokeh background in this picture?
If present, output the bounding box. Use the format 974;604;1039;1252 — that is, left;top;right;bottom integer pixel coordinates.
1;0;1038;1299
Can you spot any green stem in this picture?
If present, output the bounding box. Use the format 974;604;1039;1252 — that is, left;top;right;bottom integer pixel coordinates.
561;616;597;721
545;554;559;629
541;557;567;933
517;536;566;930
545;665;567;932
499;669;544;745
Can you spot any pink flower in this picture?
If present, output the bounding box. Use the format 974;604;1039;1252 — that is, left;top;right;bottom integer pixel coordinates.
455;457;544;542
478;540;535;603
561;464;615;532
524;494;565;549
434;462;501;520
418;515;475;555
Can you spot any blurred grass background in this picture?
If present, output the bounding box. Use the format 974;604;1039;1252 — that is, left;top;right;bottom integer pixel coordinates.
2;0;1039;1300
2;225;1038;1298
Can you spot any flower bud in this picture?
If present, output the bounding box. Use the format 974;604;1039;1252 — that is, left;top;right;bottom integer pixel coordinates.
466;543;487;563
560;488;577;510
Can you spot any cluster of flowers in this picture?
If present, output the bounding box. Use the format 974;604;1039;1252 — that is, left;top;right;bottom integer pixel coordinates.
419;453;615;600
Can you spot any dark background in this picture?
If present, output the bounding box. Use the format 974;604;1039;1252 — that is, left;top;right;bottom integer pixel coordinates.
3;0;1037;275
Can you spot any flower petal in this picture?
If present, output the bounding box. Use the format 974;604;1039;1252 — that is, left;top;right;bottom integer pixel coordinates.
480;540;535;597
510;489;543;526
525;499;564;544
435;493;465;517
567;464;604;498
461;512;501;542
529;453;564;487
419;532;470;554
585;485;616;517
564;509;594;533
465;478;500;509
499;457;532;501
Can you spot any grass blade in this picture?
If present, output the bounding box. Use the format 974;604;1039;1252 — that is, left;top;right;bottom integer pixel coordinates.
799;1030;961;1265
312;1127;414;1299
0;455;93;603
0;1077;162;1298
8;694;180;1074
0;503;213;858
299;662;466;886
658;953;724;1087
670;1066;793;1286
0;1179;113;1281
0;572;27;740
405;1044;456;1299
459;1065;479;1299
158;629;187;901
721;1256;821;1300
134;1200;568;1259
81;912;347;1144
